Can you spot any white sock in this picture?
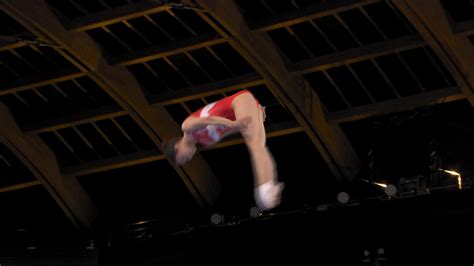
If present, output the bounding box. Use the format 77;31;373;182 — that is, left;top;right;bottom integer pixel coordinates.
254;180;284;211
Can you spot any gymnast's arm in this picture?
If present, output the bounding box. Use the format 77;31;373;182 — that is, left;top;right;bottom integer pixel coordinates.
181;115;235;132
181;115;251;133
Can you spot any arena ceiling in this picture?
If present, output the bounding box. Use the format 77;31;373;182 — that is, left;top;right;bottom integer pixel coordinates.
0;0;473;248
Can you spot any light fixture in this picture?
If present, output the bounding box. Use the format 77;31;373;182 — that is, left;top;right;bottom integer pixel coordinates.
362;179;387;188
210;213;223;225
373;181;387;188
337;192;350;204
363;250;370;257
362;179;397;197
439;169;462;190
362;250;370;263
384;184;397;197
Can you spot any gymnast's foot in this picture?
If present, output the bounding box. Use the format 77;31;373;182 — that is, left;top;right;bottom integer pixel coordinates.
254;180;284;211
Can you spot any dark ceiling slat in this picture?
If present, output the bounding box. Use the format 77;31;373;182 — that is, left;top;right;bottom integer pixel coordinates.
162;56;193;86
63;149;164;177
205;45;236;76
0;71;86;96
66;1;171;32
285;26;314;58
454;19;474;36
289;35;425;76
393;0;474;106
166;9;197;36
370;58;401;98
0;41;28;52
328;87;466;123
152;73;263;105
258;0;277;17
346;64;376;103
308;20;338;51
395;52;426;92
322;70;352;108
334;13;363;46
101;25;133;51
422;47;456;88
253;0;379;32
184;51;213;81
0;180;42;193
112;34;224;66
122;20;152;45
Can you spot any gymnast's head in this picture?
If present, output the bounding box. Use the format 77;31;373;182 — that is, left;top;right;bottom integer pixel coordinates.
163;136;197;166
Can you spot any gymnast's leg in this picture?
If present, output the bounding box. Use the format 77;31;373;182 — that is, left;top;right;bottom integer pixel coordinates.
232;93;283;210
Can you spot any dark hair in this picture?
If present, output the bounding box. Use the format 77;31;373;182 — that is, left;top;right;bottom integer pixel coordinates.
162;137;180;164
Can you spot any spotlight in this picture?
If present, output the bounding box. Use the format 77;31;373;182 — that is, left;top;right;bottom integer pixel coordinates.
337;192;350;204
210;213;223;225
439;169;462;190
377;248;385;255
362;179;388;188
363;179;397;197
384;184;397;197
363;250;370;257
373;181;387;188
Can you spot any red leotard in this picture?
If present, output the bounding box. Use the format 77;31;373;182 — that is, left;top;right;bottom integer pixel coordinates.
188;90;259;146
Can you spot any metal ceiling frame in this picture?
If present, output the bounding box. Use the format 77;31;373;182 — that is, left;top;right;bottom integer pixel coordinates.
393;0;474;106
0;103;97;228
195;0;361;181
0;0;221;226
0;0;473;228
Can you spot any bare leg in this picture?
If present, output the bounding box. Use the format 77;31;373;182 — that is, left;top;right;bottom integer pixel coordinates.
232;93;283;210
232;93;273;185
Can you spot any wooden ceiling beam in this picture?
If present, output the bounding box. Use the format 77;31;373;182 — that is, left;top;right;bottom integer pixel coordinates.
67;1;170;32
0;71;86;96
252;0;379;32
289;35;425;76
454;19;474;37
393;0;474;106
328;87;466;123
113;35;225;66
62;121;303;177
0;180;42;193
0;103;97;228
152;73;263;105
24;107;126;134
1;0;220;207
195;0;361;181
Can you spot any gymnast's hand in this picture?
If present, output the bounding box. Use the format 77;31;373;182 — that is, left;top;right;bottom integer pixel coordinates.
233;116;252;130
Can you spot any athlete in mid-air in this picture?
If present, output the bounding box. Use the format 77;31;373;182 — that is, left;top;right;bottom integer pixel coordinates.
163;90;284;210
